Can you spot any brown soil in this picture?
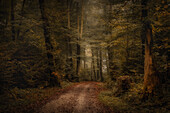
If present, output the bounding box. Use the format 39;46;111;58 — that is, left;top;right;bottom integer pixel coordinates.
38;82;112;113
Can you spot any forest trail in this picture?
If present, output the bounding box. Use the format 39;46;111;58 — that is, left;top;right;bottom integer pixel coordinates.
39;82;112;113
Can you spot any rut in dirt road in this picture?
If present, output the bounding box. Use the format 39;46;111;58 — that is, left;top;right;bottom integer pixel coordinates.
39;82;111;113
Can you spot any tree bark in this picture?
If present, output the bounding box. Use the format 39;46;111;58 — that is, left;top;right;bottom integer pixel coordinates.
108;47;116;80
66;0;73;80
96;49;100;80
91;62;93;81
141;0;160;99
76;13;80;79
80;0;84;39
76;0;84;79
84;47;86;69
39;0;60;87
106;50;110;76
92;49;96;81
99;48;104;82
11;0;15;41
16;0;26;40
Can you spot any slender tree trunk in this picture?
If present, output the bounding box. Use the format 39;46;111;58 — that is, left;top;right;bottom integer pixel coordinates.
96;49;100;80
67;0;71;29
92;49;96;81
39;0;60;87
76;14;80;79
0;0;7;39
80;0;84;39
84;47;86;69
107;2;114;79
99;48;104;82
108;47;116;80
141;0;160;99
16;0;26;40
66;0;73;80
11;0;15;41
76;0;84;79
76;42;80;79
106;50;110;76
126;28;129;67
141;31;145;73
91;62;93;81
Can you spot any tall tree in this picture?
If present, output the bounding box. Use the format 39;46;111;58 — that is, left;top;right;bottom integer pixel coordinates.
65;0;73;81
39;0;60;87
141;0;160;99
96;49;100;80
99;48;104;82
76;2;80;79
11;0;15;41
16;0;26;40
92;49;97;81
76;0;84;78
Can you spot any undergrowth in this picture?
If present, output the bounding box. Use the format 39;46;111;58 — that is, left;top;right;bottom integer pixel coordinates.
99;82;169;113
0;81;73;113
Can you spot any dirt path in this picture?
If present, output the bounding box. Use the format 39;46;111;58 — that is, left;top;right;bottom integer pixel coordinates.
39;82;112;113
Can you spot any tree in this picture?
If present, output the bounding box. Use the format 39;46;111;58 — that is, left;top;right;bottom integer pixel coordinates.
141;0;160;99
65;0;74;81
76;0;84;79
11;0;15;41
39;0;60;87
76;2;81;80
99;48;104;82
16;0;26;40
92;49;97;81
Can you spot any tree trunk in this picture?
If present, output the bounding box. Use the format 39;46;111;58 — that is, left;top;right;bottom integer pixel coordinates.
76;0;84;79
143;23;160;98
96;49;100;80
107;2;115;79
108;47;116;80
66;0;73;80
11;0;15;41
84;47;86;69
39;0;60;87
141;0;160;99
99;48;104;82
92;49;96;81
106;50;110;76
125;29;129;67
16;0;26;40
80;0;84;39
91;62;93;81
76;13;80;79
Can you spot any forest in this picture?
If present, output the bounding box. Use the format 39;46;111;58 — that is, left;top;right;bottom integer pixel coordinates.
0;0;169;113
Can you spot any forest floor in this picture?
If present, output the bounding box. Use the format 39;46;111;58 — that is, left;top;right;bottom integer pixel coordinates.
1;81;168;113
38;82;112;113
